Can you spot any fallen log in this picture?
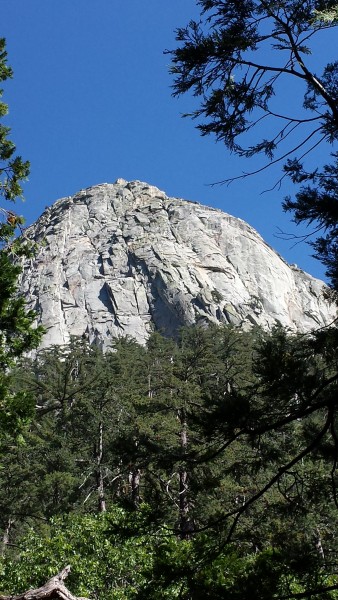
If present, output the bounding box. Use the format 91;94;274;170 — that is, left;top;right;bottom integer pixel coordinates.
0;566;90;600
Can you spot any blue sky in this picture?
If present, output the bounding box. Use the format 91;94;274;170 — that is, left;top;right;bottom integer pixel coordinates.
3;0;337;280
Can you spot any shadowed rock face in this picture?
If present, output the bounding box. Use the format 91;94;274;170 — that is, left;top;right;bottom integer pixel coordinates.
19;179;336;349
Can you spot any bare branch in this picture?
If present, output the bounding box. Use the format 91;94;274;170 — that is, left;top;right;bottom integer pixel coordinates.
212;127;324;185
0;567;90;600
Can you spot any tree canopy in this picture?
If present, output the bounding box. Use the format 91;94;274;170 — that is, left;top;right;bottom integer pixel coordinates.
168;0;338;288
1;328;338;598
0;38;30;208
0;39;43;438
169;0;338;172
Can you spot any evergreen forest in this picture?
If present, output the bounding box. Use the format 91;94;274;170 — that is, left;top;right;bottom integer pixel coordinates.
0;323;338;599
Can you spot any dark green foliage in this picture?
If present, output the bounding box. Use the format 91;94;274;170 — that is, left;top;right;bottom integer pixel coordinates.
2;325;338;597
0;253;41;368
0;38;29;204
168;0;338;289
0;39;43;441
283;154;338;291
0;240;43;437
169;1;338;163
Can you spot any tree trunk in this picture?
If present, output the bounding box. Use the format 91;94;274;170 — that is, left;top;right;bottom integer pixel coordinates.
95;419;106;513
178;407;193;539
1;517;14;557
129;468;141;508
314;527;325;561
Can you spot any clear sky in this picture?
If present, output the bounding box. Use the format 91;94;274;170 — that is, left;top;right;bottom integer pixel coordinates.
2;0;336;280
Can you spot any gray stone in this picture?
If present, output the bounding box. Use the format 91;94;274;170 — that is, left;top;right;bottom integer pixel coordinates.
18;179;337;349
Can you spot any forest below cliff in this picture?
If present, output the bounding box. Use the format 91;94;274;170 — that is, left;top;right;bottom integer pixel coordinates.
1;323;338;599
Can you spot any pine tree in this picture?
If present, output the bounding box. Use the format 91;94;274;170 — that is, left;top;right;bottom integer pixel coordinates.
0;38;43;442
169;0;338;288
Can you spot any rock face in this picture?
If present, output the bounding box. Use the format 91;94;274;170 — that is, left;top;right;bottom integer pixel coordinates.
19;179;336;349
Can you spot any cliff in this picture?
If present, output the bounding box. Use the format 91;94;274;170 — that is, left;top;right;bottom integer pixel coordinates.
19;179;336;348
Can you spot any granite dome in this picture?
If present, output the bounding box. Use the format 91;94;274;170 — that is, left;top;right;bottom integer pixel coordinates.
19;179;336;349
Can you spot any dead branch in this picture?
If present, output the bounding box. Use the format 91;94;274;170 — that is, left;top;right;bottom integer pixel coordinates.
0;566;90;600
